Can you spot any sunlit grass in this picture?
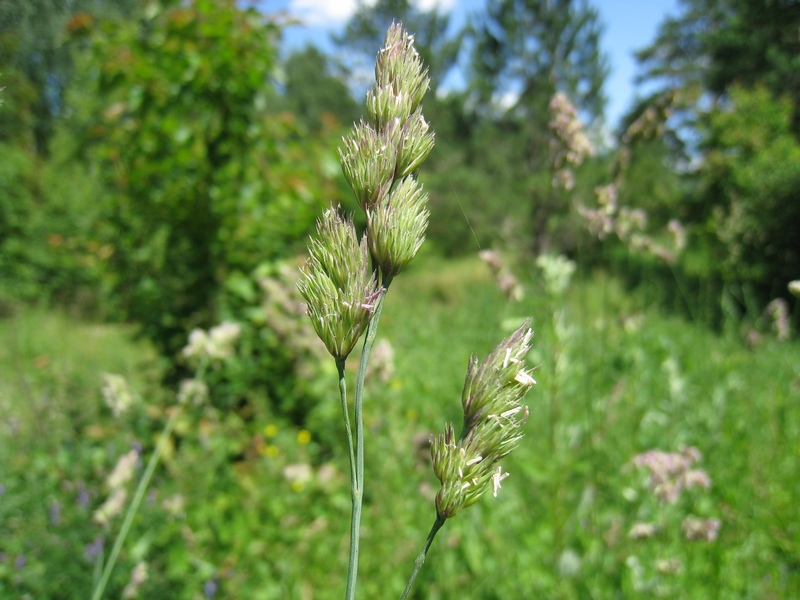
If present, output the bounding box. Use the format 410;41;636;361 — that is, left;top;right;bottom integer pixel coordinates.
2;259;799;598
0;308;160;443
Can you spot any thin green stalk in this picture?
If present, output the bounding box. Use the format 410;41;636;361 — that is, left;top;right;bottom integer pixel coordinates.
345;280;392;600
337;356;359;600
90;406;182;600
400;514;446;600
337;357;357;492
91;360;208;600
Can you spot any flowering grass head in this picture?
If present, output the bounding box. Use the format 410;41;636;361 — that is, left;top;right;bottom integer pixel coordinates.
339;120;397;211
297;207;380;360
182;322;241;364
536;253;577;298
432;321;535;519
394;110;435;178
368;23;429;127
367;176;430;279
101;373;134;417
337;22;433;285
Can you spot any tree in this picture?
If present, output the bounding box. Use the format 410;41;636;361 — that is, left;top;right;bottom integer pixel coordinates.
469;0;609;253
0;0;139;155
470;0;608;125
0;2;139;308
699;85;800;296
281;45;360;131
633;0;800;303
704;0;800;119
636;0;800;132
75;0;341;358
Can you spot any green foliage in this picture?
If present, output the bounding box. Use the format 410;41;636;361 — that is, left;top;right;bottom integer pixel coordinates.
705;0;800;129
77;0;341;358
0;137;108;311
700;85;800;296
3;5;800;596
616;0;800;317
0;142;36;303
0;0;140;155
635;0;800;144
470;0;608;123
0;0;357;436
467;0;609;254
380;260;800;599
0;309;162;597
280;46;360;131
4;260;800;598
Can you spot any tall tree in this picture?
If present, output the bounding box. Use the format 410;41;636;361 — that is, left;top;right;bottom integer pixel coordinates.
75;0;340;358
471;0;608;126
633;0;800;303
469;0;609;253
281;45;360;130
0;0;139;155
705;0;800;114
700;85;800;295
636;0;800;131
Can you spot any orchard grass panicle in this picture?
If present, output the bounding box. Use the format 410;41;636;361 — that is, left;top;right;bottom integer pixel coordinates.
339;120;397;211
401;322;535;599
299;22;536;600
101;373;134;417
297;207;380;361
300;22;436;600
368;25;429;127
366;176;429;279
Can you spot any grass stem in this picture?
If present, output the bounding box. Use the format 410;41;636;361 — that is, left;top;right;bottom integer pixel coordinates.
344;281;391;600
400;514;446;600
90;406;182;600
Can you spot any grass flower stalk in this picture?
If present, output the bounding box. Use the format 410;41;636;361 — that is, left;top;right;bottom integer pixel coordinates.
299;22;432;599
335;356;359;598
399;513;446;600
347;284;390;599
401;322;536;597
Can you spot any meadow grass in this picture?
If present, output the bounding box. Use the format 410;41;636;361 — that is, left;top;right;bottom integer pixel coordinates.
0;309;164;596
2;258;799;598
354;256;800;598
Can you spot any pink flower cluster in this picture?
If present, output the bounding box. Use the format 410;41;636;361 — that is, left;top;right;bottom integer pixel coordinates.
479;250;523;302
631;446;711;504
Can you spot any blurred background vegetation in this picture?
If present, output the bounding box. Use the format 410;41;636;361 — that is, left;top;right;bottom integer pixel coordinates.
1;0;798;598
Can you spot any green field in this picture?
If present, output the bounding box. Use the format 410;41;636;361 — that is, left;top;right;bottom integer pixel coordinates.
3;256;798;598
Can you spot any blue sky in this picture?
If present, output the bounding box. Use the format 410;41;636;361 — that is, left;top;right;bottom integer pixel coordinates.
269;0;680;128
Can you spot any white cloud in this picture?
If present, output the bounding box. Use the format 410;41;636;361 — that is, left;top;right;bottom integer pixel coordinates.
289;0;359;25
288;0;456;26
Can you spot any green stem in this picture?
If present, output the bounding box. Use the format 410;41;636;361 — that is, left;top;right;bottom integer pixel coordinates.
345;280;392;600
90;406;182;600
337;357;357;494
91;360;208;600
400;514;446;600
337;356;360;600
